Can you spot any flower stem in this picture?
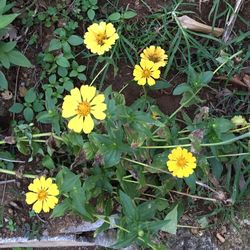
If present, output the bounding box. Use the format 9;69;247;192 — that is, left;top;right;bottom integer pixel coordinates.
141;131;250;149
0;168;36;179
90;63;109;86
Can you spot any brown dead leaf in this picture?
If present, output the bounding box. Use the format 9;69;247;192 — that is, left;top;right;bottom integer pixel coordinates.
216;233;225;243
1;90;13;100
177;15;224;37
243;74;250;88
19;83;27;97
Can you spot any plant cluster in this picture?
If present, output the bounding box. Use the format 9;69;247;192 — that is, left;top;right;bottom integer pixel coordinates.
0;0;250;249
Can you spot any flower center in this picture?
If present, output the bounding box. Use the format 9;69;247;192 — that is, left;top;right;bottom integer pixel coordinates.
148;54;160;63
96;33;107;45
142;69;151;78
77;101;91;117
177;157;187;168
37;190;47;201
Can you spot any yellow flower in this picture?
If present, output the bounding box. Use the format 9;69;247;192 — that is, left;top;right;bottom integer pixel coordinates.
140;45;168;68
167;147;196;178
231;115;248;127
84;22;119;55
62;85;107;134
25;176;59;213
133;59;161;86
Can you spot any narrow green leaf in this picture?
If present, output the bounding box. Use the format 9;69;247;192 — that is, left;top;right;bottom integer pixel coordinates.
8;50;32;67
0;71;8;90
108;12;121;21
0;13;19;29
123;11;137;19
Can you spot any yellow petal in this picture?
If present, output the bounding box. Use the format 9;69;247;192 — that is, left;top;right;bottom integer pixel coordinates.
147;77;155;86
70;88;82;103
33;200;43;213
91;110;106;120
28;178;41;192
90;94;105;106
47;196;58;209
80;85;96;102
91;103;107;112
68;115;84;133
82;114;94;134
62;96;78;118
26;192;38;205
42;200;50;213
137;77;147;85
47;184;59;196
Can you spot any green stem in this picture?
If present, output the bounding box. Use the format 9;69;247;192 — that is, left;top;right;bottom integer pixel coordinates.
0;168;36;179
141;132;250;149
122;157;171;175
90;63;109;86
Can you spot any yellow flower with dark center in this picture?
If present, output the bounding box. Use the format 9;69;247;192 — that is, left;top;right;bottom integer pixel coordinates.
84;22;119;55
167;147;196;178
140;45;168;68
62;85;107;134
25;176;59;213
231;115;248;127
133;59;161;86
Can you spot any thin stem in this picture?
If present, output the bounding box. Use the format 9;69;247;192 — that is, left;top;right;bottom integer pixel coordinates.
119;83;129;94
90;63;109;86
0;157;25;163
122;157;172;175
170;190;217;202
0;168;36;179
141;132;250;149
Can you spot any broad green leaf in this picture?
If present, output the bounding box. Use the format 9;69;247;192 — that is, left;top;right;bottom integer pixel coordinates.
123;11;137;19
42;155;55;169
0;13;18;29
119;190;137;221
173;83;191;95
56;55;70;67
48;39;62;51
161;205;178;234
0;71;7;90
9;103;24;113
67;35;83;46
150;80;171;90
0;0;6;14
0;41;16;52
24;88;36;103
23;107;34;122
87;9;95;20
108;12;121;21
200;71;213;85
51;199;71;218
8;50;32;67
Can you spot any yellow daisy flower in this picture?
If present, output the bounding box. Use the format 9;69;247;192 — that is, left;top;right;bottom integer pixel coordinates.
231;115;248;127
84;22;119;55
62;85;107;134
133;59;161;86
167;147;196;178
25;176;59;213
140;45;168;68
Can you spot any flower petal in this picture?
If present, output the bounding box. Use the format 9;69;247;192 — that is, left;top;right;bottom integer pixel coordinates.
80;85;96;102
91;109;106;120
26;192;38;205
70;88;82;103
47;184;59;196
90;94;105;106
68;115;84;133
33;200;43;213
47;196;58;209
82;114;94;134
42;200;50;213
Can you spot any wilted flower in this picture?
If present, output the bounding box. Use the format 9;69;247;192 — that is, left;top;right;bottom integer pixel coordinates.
231;115;248;127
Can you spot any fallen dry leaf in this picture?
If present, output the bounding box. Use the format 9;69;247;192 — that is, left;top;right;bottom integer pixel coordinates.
216;232;226;243
177;15;224;37
19;83;27;97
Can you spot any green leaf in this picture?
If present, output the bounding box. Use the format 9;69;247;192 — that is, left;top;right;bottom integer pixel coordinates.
0;0;6;14
173;83;191;95
51;199;71;218
0;41;16;52
24;88;36;103
8;50;32;67
184;173;196;192
150;80;171;90
108;12;121;21
119;190;137;221
112;233;137;249
87;9;95;20
56;55;70;67
0;71;8;90
200;71;213;85
161;205;178;234
67;35;83;46
42;155;55;169
23;107;34;122
48;39;62;51
0;13;19;29
123;11;137;19
9;103;24;113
